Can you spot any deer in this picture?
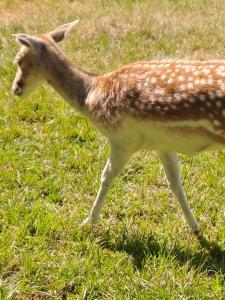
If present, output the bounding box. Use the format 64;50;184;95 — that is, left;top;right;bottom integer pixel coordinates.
11;20;225;240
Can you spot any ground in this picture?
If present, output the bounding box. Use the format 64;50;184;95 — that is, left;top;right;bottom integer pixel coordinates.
0;0;225;299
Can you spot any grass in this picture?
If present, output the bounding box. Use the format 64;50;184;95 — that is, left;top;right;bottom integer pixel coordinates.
0;0;225;298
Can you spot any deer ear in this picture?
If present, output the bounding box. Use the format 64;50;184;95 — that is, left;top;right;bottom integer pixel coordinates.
14;34;41;52
48;19;80;43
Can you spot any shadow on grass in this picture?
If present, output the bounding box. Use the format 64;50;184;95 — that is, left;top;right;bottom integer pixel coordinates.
98;230;225;275
58;230;225;299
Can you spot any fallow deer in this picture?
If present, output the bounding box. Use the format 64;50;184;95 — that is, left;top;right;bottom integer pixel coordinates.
12;20;225;237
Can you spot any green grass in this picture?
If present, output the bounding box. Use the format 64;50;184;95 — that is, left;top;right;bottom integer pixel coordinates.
0;0;225;299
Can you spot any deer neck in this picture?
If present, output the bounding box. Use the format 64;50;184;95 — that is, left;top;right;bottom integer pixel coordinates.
42;46;96;109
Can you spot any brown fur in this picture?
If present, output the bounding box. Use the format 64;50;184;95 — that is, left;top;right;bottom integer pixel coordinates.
86;61;225;135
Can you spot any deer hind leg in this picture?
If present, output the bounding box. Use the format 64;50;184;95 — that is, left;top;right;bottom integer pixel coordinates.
157;152;200;234
81;144;131;226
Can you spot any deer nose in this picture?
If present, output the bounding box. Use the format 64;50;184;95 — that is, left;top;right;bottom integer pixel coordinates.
12;85;22;96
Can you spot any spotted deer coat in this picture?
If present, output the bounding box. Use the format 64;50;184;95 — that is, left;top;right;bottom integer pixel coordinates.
86;60;225;154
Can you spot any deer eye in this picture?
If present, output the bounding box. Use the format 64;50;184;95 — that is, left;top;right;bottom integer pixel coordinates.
17;60;22;66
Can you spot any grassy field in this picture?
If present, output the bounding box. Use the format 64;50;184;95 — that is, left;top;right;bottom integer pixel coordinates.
0;0;225;299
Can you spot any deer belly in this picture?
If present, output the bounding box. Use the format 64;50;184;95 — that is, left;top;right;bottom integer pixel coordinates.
118;118;225;155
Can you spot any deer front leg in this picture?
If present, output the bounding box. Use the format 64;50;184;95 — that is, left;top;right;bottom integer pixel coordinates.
81;145;130;226
158;152;200;234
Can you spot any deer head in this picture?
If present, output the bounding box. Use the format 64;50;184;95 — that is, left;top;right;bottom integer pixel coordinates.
12;19;80;97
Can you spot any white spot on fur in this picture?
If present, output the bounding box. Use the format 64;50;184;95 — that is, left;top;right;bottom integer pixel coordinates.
216;90;223;97
216;101;222;107
155;87;165;95
209;92;216;100
137;83;142;90
189;96;195;103
181;93;188;99
122;74;129;79
217;66;225;71
199;94;206;101
187;83;194;89
203;69;210;75
193;71;200;76
180;84;186;91
184;102;190;108
139;74;147;80
194;79;200;85
178;75;184;81
139;102;146;110
207;78;213;85
151;77;157;84
200;79;206;85
213;120;221;126
174;93;182;100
